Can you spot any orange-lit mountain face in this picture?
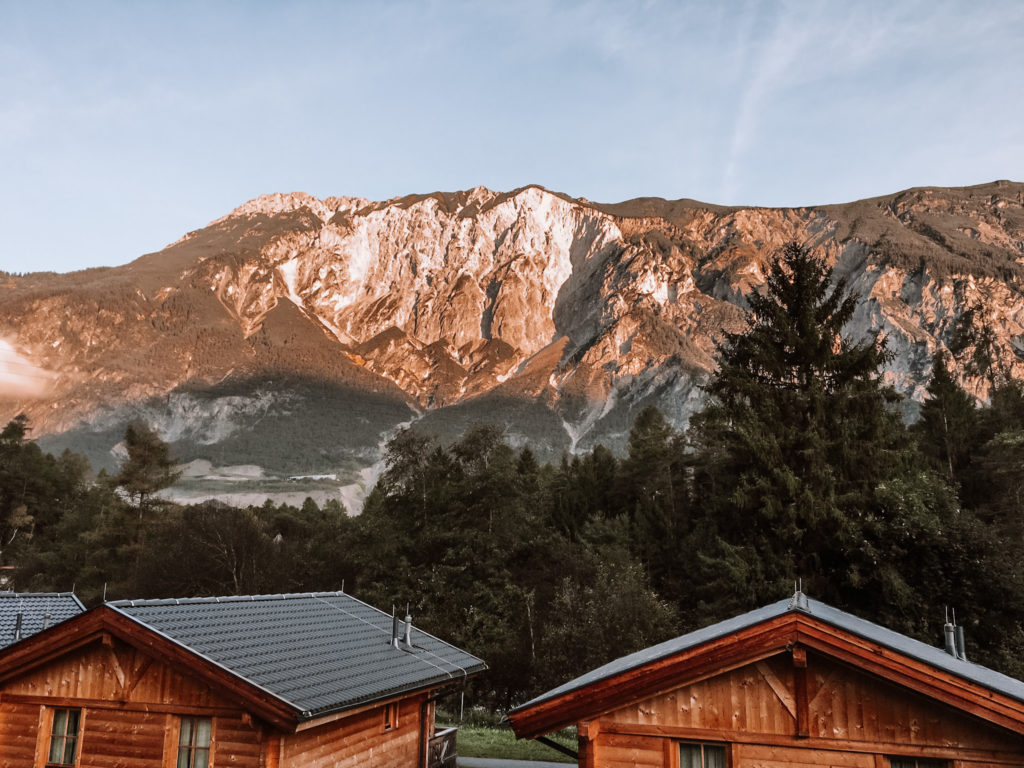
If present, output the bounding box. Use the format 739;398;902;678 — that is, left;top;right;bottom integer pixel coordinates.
2;182;1022;508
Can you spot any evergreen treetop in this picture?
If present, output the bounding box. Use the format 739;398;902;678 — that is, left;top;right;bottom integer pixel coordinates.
689;242;935;613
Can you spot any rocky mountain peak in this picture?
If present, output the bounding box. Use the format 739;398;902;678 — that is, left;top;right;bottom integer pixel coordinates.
2;180;1022;508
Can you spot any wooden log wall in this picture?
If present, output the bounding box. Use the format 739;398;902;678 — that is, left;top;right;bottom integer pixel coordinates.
0;699;39;767
71;708;166;768
585;653;1024;768
0;635;320;768
1;633;441;767
281;695;426;768
3;637;225;710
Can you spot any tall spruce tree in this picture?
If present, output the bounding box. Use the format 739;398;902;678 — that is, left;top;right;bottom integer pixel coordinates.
687;242;952;620
618;407;688;602
114;422;181;520
912;351;979;487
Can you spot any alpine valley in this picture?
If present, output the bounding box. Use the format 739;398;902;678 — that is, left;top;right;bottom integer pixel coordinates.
2;181;1023;510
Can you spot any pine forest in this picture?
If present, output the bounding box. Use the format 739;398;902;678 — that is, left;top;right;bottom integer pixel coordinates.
3;244;1023;712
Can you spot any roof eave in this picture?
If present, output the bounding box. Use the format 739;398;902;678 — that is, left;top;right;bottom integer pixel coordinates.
509;611;1024;741
509;613;798;739
297;661;488;726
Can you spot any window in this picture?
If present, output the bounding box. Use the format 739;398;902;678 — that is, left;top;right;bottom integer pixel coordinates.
383;701;399;731
177;717;212;768
890;759;946;768
46;708;80;767
680;742;726;768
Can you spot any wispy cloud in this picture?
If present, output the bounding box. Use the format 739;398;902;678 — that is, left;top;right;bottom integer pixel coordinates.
722;2;813;202
0;339;56;400
1;0;1022;271
718;0;1024;204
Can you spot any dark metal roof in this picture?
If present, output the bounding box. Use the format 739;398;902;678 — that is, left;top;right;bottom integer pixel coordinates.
0;592;85;649
513;593;1024;711
108;591;486;720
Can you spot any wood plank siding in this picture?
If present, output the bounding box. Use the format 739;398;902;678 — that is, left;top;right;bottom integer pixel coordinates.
584;653;1024;768
283;695;427;768
0;637;265;768
0;634;429;768
0;699;39;766
3;638;231;710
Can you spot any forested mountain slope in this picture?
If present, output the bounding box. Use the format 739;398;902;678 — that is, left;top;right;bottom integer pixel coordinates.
2;181;1022;505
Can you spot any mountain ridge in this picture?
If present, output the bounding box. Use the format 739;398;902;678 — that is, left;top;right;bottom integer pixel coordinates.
2;180;1022;509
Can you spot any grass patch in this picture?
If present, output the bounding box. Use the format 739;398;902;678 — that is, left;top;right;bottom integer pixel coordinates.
443;723;576;763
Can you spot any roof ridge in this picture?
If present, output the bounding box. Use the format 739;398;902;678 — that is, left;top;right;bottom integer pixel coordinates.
107;590;347;607
0;592;80;598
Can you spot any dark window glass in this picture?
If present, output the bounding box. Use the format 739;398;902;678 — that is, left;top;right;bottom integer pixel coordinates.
177;717;212;768
383;702;399;731
680;742;726;768
47;708;80;767
890;759;946;768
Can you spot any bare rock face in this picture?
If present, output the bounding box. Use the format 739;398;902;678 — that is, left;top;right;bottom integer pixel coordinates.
2;181;1023;505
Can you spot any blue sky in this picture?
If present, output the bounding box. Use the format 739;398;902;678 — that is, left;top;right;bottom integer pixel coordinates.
2;0;1022;274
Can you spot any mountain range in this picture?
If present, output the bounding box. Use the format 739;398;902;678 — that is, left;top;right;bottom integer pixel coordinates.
2;180;1022;509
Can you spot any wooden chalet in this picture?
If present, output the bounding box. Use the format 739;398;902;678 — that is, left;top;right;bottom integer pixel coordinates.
508;591;1024;768
0;592;84;650
0;591;485;768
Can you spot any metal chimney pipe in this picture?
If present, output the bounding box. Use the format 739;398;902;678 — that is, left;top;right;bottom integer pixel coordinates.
391;611;401;649
955;625;967;661
14;611;22;643
943;622;957;657
403;611;413;650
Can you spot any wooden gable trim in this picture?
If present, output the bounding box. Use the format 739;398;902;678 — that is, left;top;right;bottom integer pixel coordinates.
509;613;800;738
509;612;1024;740
790;617;1024;736
0;607;298;731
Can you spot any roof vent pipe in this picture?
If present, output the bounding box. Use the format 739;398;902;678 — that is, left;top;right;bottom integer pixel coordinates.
943;620;957;656
391;607;402;650
403;608;414;651
14;611;22;643
943;607;957;657
955;625;967;661
789;579;809;612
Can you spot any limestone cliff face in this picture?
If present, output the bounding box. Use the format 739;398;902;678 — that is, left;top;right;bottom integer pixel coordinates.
2;181;1023;493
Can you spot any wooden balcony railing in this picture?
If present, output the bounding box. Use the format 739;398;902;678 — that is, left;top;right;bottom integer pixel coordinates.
428;726;458;768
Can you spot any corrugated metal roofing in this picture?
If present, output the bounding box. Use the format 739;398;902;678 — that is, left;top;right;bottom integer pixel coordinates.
108;591;486;720
513;593;1024;711
0;592;85;649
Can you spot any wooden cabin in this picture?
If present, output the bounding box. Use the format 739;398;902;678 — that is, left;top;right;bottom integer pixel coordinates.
0;591;485;768
0;592;84;649
508;591;1024;768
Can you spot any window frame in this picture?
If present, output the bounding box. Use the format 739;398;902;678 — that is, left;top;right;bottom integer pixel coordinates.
382;701;399;732
177;716;213;768
889;758;947;768
45;707;81;768
678;740;728;768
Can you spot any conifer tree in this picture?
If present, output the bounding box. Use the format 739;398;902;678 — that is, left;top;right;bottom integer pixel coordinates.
114;422;181;519
970;381;1024;536
687;242;944;616
619;406;688;600
912;350;979;486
